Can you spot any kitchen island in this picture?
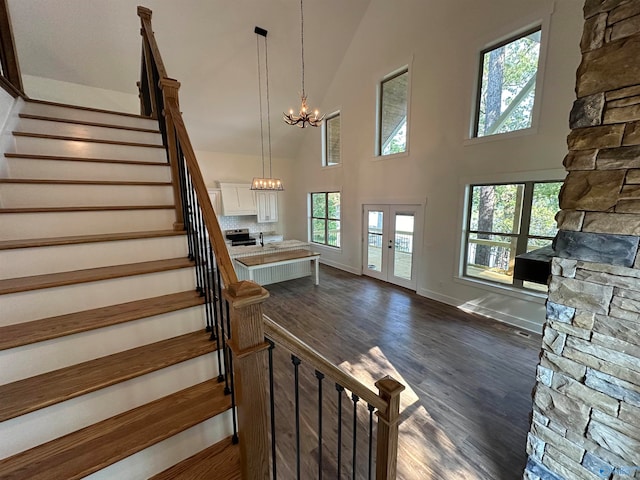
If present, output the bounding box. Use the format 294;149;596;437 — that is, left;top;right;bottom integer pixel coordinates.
228;240;319;285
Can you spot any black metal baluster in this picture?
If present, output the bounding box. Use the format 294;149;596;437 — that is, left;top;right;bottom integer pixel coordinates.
227;347;239;444
215;267;225;383
351;393;359;480
315;370;324;480
292;355;302;480
220;299;231;395
336;383;345;479
207;244;218;340
184;172;201;290
175;144;189;239
268;339;277;479
367;404;374;480
196;207;212;332
191;182;205;295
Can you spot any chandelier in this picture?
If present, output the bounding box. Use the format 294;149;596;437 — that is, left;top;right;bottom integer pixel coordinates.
251;26;283;191
283;0;324;128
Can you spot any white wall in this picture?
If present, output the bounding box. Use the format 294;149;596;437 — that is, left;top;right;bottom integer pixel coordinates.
282;0;584;333
0;88;18;178
23;75;139;113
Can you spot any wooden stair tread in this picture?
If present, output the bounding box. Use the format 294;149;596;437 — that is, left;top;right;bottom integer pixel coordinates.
0;331;218;422
0;204;175;213
0;178;171;186
4;152;170;166
0;380;230;480
0;229;184;250
150;437;241;480
13;131;165;148
25;98;155;120
0;290;205;351
19;113;161;134
0;257;194;295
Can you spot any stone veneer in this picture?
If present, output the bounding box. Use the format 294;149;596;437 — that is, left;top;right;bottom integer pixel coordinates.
524;1;640;479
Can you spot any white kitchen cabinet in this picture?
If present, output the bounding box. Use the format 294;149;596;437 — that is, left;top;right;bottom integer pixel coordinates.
256;191;278;223
219;183;257;216
207;188;222;215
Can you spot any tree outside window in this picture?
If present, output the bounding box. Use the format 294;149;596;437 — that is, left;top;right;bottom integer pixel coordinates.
474;27;541;137
311;192;341;248
379;68;408;156
464;181;561;291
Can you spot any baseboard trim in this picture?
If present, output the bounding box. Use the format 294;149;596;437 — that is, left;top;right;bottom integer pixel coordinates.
417;287;543;334
318;258;361;276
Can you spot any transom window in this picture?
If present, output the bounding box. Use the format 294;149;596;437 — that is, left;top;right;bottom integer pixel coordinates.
310;192;341;248
323;112;341;167
473;27;542;138
378;68;408;156
463;181;561;291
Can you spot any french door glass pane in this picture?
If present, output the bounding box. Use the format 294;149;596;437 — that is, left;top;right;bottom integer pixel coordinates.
393;214;414;280
367;211;383;272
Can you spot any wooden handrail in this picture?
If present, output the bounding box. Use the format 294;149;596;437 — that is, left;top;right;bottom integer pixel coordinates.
263;314;388;414
137;7;238;288
0;0;24;97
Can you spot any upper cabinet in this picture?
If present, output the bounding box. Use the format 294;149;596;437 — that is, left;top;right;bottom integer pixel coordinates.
256;191;278;223
219;183;257;216
207;188;222;215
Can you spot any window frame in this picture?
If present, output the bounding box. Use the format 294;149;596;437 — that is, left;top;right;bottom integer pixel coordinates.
471;25;542;139
376;66;410;158
309;191;341;248
322;111;341;167
462;180;561;291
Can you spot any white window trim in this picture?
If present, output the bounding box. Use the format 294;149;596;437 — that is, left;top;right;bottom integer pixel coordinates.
321;110;342;168
464;7;553;144
374;60;413;159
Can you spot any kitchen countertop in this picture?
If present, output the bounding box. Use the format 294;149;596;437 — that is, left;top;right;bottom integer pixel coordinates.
227;239;309;257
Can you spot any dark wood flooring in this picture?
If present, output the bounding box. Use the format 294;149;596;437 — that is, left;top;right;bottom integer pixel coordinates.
262;265;541;480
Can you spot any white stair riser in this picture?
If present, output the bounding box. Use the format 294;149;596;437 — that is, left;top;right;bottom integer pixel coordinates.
0;307;206;384
21;102;159;130
0;354;224;458
16;118;163;145
4;157;171;182
0;209;176;241
85;413;233;480
0;236;188;279
0;183;174;208
1;268;197;325
11;136;167;163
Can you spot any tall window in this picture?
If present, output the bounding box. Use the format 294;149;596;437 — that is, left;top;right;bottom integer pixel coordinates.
310;192;341;248
463;181;561;291
323;112;341;166
473;27;541;138
378;68;408;156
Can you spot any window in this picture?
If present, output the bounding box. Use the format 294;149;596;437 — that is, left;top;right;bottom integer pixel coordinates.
463;181;561;291
473;27;541;138
310;192;341;248
323;112;341;166
378;68;408;156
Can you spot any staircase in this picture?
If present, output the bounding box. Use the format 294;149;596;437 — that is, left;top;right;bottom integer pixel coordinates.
0;99;241;479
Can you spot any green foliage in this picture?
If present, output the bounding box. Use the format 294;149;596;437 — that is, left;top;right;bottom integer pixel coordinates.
477;29;541;136
529;182;561;237
470;184;521;234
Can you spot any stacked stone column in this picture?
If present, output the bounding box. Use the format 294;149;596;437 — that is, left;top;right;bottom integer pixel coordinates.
524;1;640;479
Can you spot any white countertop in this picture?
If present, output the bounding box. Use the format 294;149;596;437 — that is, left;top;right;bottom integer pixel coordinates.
228;239;309;257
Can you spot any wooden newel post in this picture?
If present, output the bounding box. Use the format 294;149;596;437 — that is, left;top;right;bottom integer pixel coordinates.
224;280;271;480
375;376;405;480
157;77;185;231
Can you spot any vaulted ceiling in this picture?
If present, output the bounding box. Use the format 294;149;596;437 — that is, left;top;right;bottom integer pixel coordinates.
8;0;371;158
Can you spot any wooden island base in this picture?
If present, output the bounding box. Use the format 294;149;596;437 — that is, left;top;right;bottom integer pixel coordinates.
234;249;321;285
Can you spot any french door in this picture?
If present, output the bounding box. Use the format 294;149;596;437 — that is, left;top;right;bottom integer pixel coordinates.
362;204;421;290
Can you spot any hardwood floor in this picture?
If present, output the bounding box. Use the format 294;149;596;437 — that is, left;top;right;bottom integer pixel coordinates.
261;265;541;480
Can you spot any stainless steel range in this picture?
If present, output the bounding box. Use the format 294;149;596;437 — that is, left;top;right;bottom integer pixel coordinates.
224;228;257;246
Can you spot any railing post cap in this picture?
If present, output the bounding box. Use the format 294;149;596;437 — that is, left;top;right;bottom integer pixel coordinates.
375;376;406;397
224;280;270;307
137;6;152;19
159;77;180;89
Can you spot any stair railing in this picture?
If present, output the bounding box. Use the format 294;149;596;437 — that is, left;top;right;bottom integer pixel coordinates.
0;0;25;98
137;6;403;478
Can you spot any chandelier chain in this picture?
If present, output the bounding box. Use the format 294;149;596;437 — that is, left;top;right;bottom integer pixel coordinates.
256;35;265;179
300;0;305;98
265;32;273;179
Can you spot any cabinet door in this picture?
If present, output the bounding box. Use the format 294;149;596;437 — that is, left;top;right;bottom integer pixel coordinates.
236;186;256;212
208;189;222;214
257;192;278;223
